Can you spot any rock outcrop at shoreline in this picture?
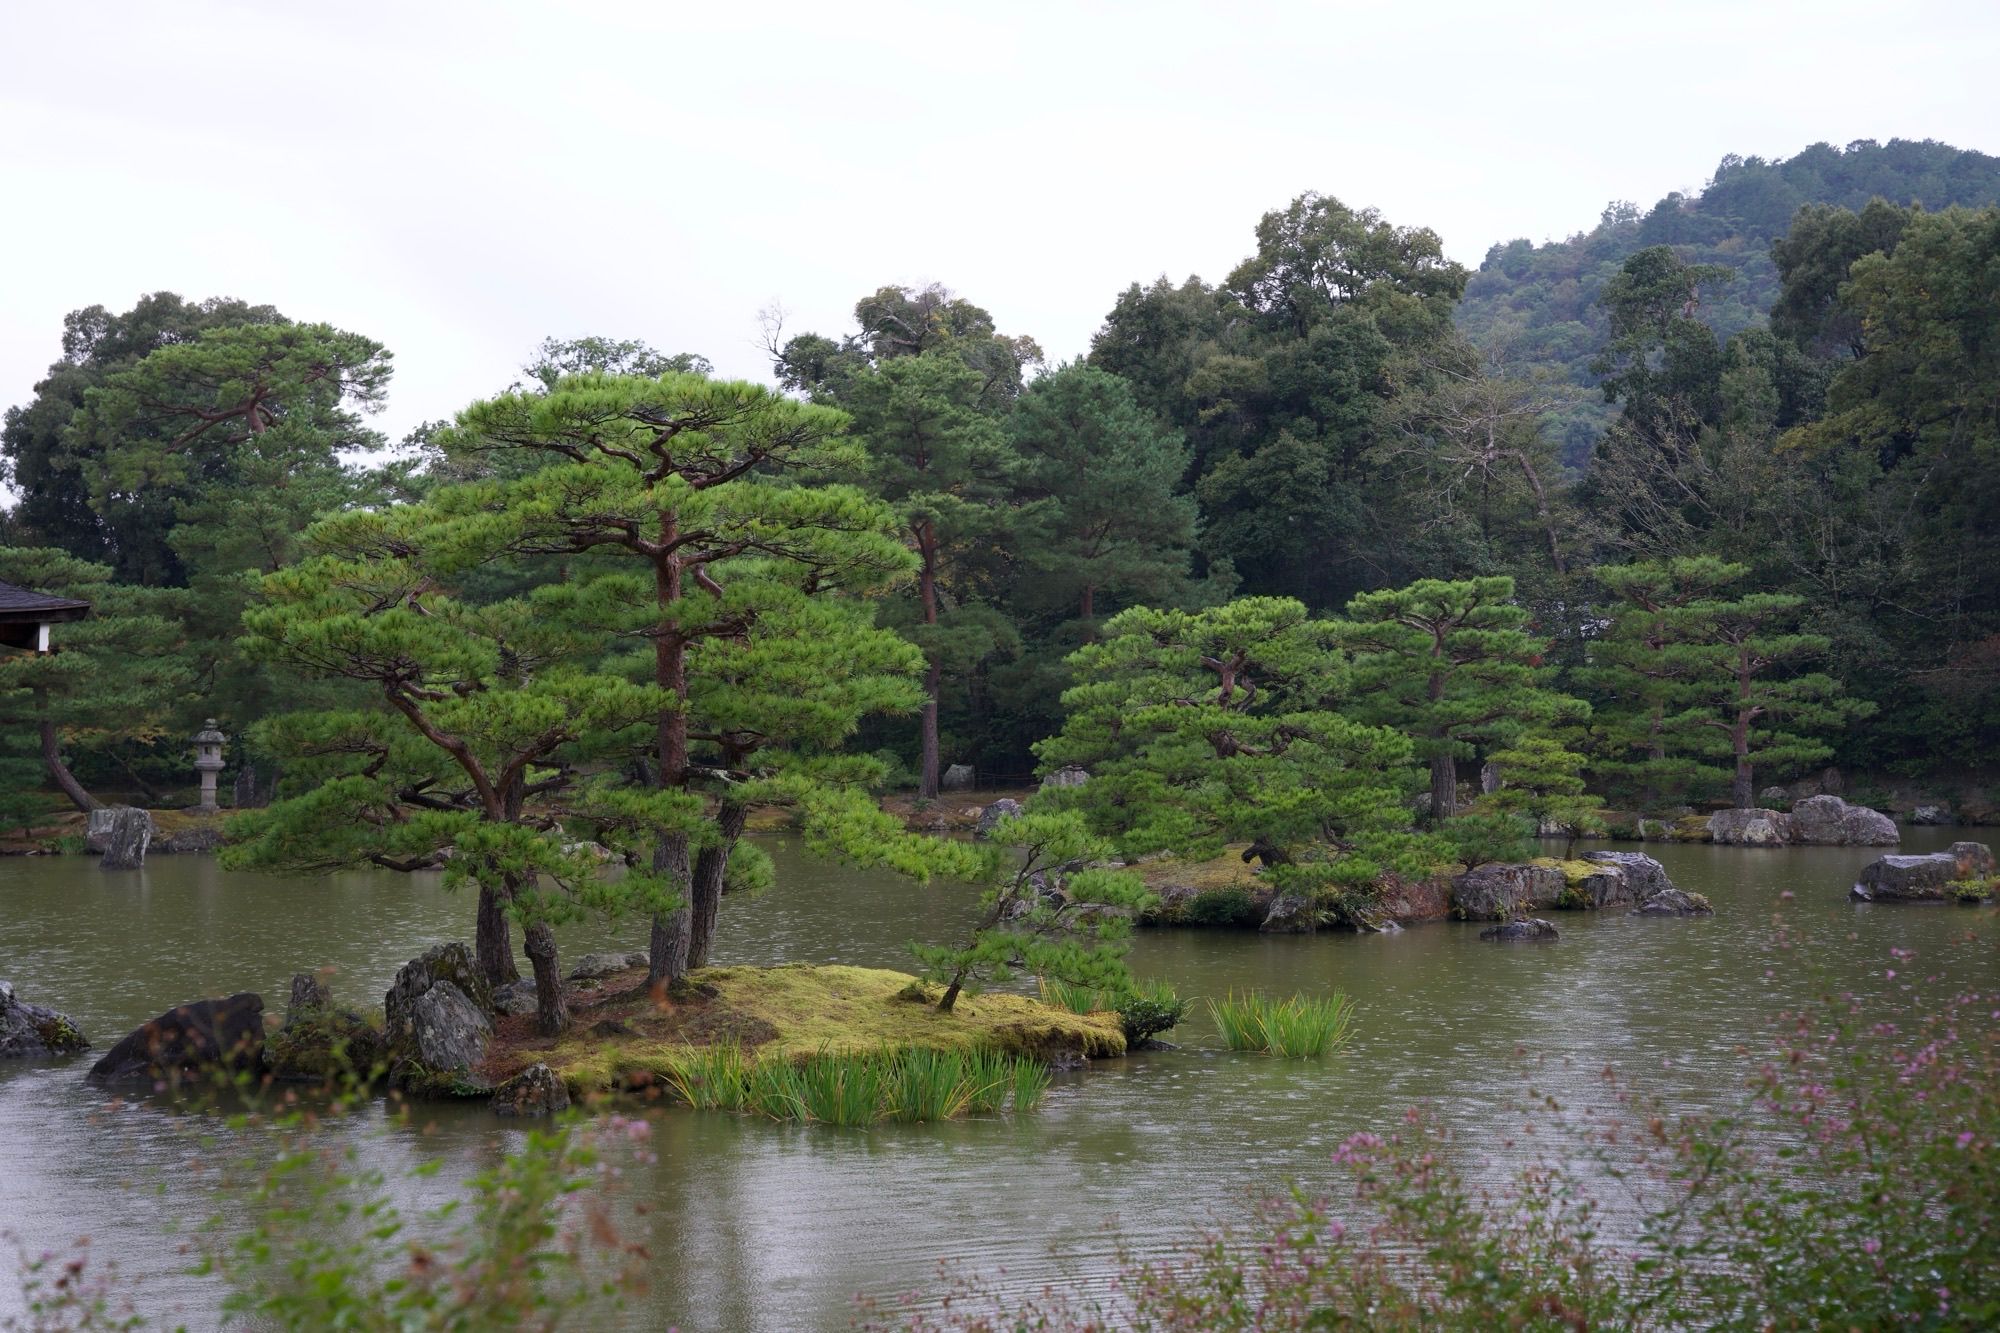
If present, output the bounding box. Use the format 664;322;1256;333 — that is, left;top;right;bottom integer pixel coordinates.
87;993;265;1088
1851;842;1995;902
1708;796;1899;847
384;944;495;1095
0;980;89;1059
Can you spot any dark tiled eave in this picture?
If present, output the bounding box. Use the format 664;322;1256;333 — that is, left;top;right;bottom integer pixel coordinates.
0;579;91;622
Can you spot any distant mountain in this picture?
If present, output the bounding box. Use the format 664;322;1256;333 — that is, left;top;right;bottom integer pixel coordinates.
1456;138;2000;464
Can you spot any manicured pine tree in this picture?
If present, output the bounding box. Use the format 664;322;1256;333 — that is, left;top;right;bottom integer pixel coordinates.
229;511;684;1035
432;372;918;987
1576;557;1743;809
1340;576;1584;820
1665;591;1871;808
1036;598;1432;922
1475;736;1602;859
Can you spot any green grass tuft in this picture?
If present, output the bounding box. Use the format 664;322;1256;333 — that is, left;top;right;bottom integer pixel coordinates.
1209;991;1355;1058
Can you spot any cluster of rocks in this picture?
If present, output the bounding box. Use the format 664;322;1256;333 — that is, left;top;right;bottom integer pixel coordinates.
1851;841;1994;902
1450;851;1708;927
1707;795;1900;847
83;806;224;869
10;941;584;1118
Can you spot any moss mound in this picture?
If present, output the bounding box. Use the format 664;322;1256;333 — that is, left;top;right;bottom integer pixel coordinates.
499;964;1124;1096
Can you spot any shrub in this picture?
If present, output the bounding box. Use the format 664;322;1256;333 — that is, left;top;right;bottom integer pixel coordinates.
1438;811;1534;868
1039;976;1189;1046
1185;886;1262;927
1951;877;1994;904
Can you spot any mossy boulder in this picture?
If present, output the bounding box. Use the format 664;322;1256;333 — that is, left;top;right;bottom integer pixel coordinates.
267;1012;387;1084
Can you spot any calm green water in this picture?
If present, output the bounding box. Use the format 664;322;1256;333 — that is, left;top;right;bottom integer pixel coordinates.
0;831;1991;1330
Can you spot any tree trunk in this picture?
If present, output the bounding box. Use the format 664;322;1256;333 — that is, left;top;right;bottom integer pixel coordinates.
1730;649;1755;809
1079;583;1095;621
475;885;520;987
647;525;696;988
648;836;693;989
524;921;568;1037
937;969;967;1014
39;715;100;814
917;520;942;800
687;800;747;970
1430;753;1458;821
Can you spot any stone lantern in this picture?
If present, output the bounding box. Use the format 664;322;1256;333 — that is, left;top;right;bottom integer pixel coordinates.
192;719;227;812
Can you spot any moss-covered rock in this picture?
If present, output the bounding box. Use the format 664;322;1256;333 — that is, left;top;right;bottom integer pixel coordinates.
266;1011;387;1085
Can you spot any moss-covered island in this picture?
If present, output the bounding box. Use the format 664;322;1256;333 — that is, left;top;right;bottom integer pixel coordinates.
482;963;1125;1098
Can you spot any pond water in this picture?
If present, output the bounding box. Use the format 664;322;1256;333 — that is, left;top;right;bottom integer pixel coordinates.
0;830;1991;1330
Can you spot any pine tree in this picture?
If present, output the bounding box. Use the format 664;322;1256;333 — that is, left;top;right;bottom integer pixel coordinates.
1577;557;1743;809
1037;598;1432;924
1340;576;1584;820
1666;591;1871;808
1476;736;1602;859
432;371;919;986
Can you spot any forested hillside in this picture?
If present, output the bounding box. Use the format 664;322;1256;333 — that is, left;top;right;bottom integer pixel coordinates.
1457;138;2000;463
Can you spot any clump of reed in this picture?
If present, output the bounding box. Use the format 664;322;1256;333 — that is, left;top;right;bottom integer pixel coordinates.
1208;991;1354;1058
660;1044;1051;1123
1039;976;1191;1045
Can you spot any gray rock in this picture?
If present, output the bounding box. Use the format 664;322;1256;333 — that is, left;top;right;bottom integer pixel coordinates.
384;943;491;1051
1479;918;1559;941
1583;851;1674;901
1636;818;1674;841
0;979;90;1059
1451;862;1566;920
88;806;154;870
1759;785;1789;806
491;1062;569;1117
1039;765;1090;792
1788;795;1899;847
1633;888;1714;917
410;981;491;1074
941;763;976;792
567;951;641;982
1909;804;1954;826
284;973;333;1029
87;993;264;1087
490;980;539;1017
158;823;223;854
1851;842;1994;903
1707;808;1793;846
975;798;1024;840
1259;891;1315;933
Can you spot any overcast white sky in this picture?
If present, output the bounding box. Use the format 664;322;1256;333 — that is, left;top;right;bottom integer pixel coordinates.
3;0;1996;444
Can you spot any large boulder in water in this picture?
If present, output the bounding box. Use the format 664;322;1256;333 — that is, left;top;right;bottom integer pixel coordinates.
384;945;494;1095
1259;891;1315;933
1480;918;1558;941
409;981;491;1075
1708;808;1793;846
0;980;89;1059
1788;795;1899;846
384;944;491;1049
974;798;1024;840
1451;862;1565;920
1583;851;1675;900
1851;842;1995;903
87;806;154;870
491;1062;570;1117
941;763;976;792
1633;888;1714;917
87;993;264;1088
